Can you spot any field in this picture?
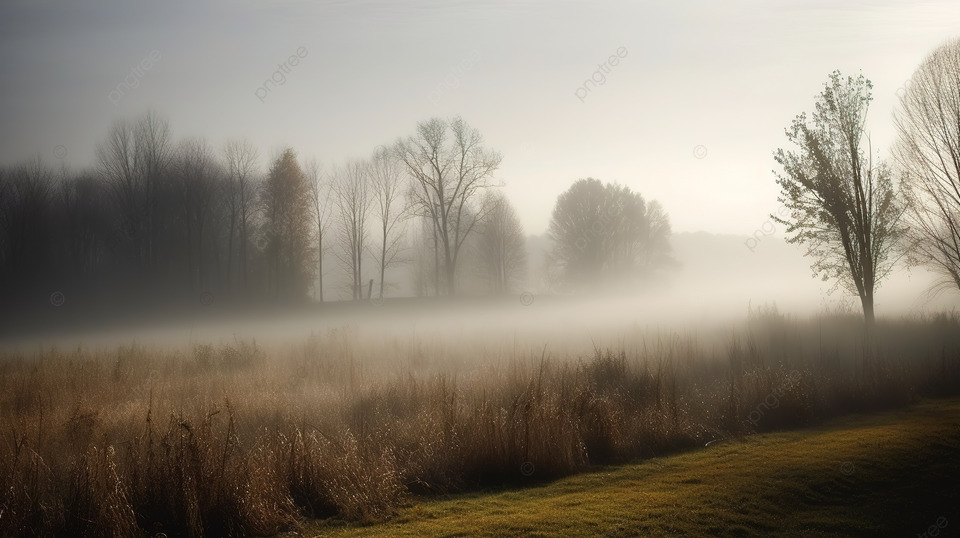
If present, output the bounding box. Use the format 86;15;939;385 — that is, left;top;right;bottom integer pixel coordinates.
1;309;959;536
315;398;960;536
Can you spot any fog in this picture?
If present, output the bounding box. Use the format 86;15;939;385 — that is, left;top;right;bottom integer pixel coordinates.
2;3;960;535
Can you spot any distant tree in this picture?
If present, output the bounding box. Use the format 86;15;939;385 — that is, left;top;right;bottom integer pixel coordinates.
894;37;960;293
396;116;502;295
369;145;409;299
546;178;672;288
96;111;171;273
304;157;333;302
260;148;312;299
171;138;220;293
476;191;526;293
773;71;904;329
0;159;53;297
56;171;111;280
332;160;371;300
410;215;440;297
222;138;259;292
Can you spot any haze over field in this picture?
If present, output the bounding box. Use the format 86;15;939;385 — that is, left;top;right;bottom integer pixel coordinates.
2;3;960;535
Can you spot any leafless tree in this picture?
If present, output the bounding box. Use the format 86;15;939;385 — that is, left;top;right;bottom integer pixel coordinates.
0;159;53;282
333;160;371;300
369;145;410;299
396;116;502;295
96;111;171;271
171;138;220;293
894;37;960;294
222;138;259;291
56;171;109;278
773;71;904;329
476;191;526;294
305;157;333;302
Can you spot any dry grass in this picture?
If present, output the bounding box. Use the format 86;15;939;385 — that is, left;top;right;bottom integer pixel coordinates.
0;312;958;536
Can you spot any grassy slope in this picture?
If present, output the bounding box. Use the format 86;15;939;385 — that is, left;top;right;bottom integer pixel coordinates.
308;398;960;537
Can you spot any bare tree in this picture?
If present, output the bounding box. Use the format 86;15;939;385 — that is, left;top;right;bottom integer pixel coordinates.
56;171;109;279
409;215;440;297
0;159;53;286
96;111;171;272
369;145;410;299
332;160;371;300
171;138;220;293
222;138;259;292
304;157;333;302
773;71;904;329
396;116;502;295
476;191;526;294
894;37;960;293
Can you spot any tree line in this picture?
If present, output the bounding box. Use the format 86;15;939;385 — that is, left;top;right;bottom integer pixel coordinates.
0;114;675;310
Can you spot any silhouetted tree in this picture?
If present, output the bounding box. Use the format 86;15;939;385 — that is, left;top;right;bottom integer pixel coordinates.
333;160;371;300
222;138;259;292
476;191;526;293
96;112;172;274
260;148;312;300
547;178;672;288
369;145;409;299
171;138;221;294
305;157;332;302
56;171;111;281
396;116;502;295
0;159;53;300
895;37;960;293
773;71;904;329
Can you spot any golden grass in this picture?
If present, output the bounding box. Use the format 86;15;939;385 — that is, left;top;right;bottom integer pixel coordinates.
316;398;960;537
0;313;957;536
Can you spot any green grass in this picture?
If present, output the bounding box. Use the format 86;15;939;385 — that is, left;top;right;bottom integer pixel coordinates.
307;398;960;537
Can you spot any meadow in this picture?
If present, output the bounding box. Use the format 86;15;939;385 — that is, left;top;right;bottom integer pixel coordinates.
1;308;958;536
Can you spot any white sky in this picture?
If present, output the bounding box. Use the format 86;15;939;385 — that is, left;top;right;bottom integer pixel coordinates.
2;0;960;236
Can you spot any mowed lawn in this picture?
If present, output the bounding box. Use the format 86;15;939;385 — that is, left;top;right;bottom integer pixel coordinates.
305;398;960;537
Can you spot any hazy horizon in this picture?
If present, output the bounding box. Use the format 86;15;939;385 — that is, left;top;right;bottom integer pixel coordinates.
4;0;960;237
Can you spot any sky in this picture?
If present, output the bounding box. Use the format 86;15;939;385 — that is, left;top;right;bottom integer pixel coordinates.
2;0;960;237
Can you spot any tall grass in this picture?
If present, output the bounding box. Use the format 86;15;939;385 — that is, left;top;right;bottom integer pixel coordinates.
1;312;958;536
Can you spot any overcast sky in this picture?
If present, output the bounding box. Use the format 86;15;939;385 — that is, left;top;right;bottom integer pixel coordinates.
2;0;959;237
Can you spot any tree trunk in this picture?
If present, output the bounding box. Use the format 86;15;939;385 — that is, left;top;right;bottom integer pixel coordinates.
860;291;875;333
317;229;323;302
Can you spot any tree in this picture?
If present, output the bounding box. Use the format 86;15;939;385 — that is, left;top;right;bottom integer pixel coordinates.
894;37;960;293
772;71;904;329
332;160;371;300
0;159;53;298
96;111;171;273
222;138;259;292
171;138;220;293
260;148;312;300
546;178;672;288
476;191;526;293
396;116;502;295
304;157;333;302
369;145;409;299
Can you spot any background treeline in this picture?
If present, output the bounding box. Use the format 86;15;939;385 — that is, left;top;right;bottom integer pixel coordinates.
0;113;674;312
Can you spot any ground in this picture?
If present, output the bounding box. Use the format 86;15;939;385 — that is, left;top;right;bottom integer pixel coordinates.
304;398;960;537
